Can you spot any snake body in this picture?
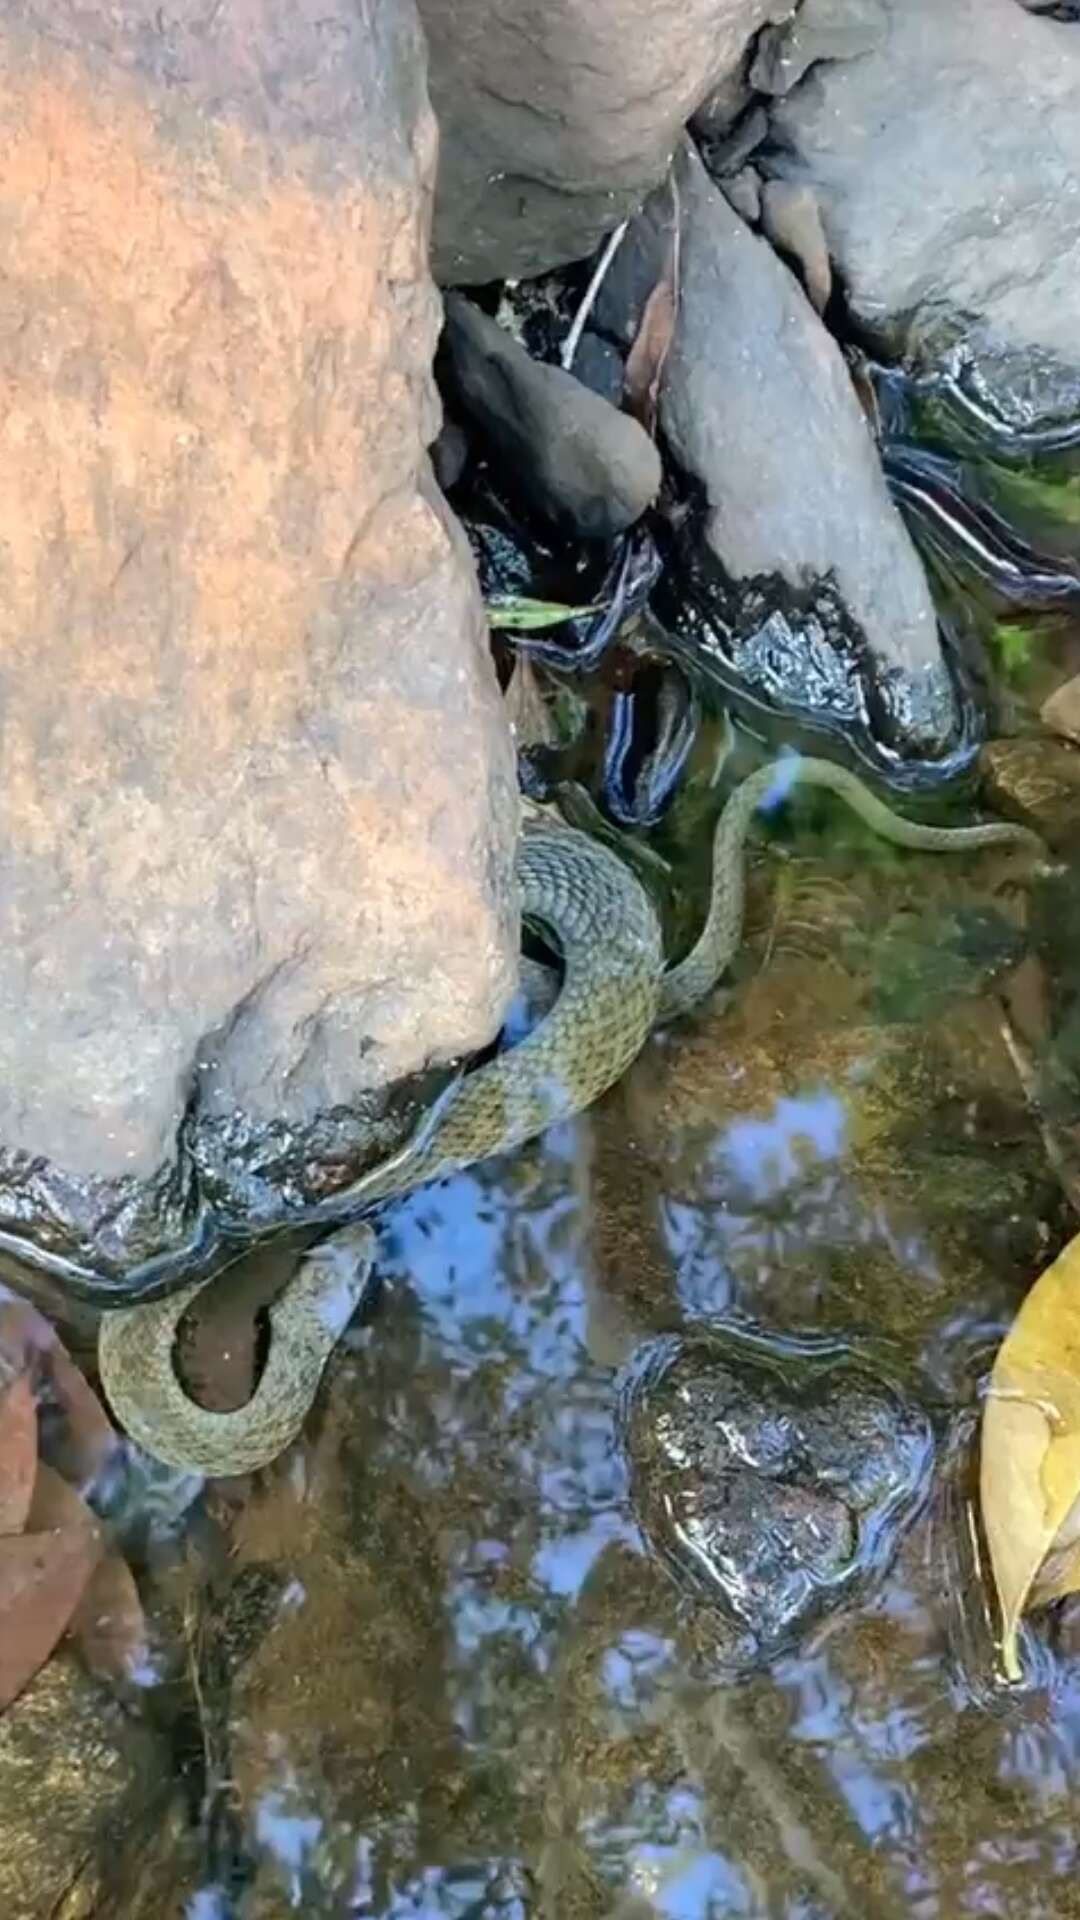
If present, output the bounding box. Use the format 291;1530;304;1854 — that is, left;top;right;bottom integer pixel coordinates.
98;758;1041;1475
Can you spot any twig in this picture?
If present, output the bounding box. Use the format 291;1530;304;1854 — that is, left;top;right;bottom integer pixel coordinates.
560;219;629;371
999;1008;1080;1213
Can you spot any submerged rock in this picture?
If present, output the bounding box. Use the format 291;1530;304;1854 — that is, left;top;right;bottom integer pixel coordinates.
654;145;957;758
0;1;517;1286
766;0;1080;439
619;1330;932;1667
417;0;793;283
1042;676;1080;746
980;738;1080;849
0;1656;176;1917
443;295;662;538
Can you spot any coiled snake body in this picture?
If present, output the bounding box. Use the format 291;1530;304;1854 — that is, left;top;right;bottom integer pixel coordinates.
98;758;1040;1475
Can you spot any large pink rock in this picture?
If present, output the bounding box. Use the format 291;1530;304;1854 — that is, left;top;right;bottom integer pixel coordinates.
0;0;517;1283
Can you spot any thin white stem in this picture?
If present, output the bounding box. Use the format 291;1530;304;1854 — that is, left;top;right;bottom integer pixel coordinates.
560;219;629;371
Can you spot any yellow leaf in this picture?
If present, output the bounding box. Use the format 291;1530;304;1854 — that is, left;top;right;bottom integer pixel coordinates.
1030;1487;1080;1608
980;1229;1080;1678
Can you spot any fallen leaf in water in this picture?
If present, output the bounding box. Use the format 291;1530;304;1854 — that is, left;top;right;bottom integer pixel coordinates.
0;1296;56;1376
0;1375;37;1536
69;1551;151;1686
0;1300;148;1710
0;1295;119;1491
39;1344;120;1490
981;1228;1080;1678
28;1461;105;1547
0;1520;103;1709
487;595;602;631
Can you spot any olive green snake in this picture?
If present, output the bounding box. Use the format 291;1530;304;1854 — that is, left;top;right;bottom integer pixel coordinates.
98;758;1040;1476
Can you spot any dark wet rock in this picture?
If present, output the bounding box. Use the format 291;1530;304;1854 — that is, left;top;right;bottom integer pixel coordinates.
696;101;770;178
569;330;626;408
750;0;887;94
619;1330;932;1666
418;0;794;283
654;145;956;758
0;1655;177;1917
766;0;1080;438
0;2;517;1286
689;67;758;144
980;738;1080;849
444;295;662;538
722;166;763;225
430;417;469;493
760;178;832;313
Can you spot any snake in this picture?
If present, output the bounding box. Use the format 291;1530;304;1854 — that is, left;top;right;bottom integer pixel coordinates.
98;757;1042;1476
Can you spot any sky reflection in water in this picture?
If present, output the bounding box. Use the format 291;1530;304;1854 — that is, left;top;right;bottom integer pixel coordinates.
220;1001;1080;1914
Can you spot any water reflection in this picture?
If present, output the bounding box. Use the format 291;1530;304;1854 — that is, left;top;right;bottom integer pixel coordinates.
19;740;1080;1917
190;1000;1078;1917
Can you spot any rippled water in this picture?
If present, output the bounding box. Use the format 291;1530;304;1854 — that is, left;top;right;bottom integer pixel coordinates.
77;686;1074;1917
9;445;1080;1918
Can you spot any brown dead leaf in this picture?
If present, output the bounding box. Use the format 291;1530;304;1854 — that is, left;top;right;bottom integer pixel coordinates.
0;1374;37;1536
0;1524;103;1709
0;1297;57;1376
38;1344;120;1490
624;276;676;435
623;173;680;436
69;1552;151;1687
28;1461;104;1549
0;1294;119;1492
980;1228;1080;1678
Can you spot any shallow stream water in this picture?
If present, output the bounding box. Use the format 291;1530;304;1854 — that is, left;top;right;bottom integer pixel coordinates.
7;450;1080;1919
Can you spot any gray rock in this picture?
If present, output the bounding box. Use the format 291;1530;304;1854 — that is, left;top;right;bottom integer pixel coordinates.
592;187;679;351
657;145;957;756
760;177;832;312
568;330;627;408
417;0;795;283
444;294;662;538
751;0;887;94
0;1;518;1286
767;0;1080;434
722;166;763;225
